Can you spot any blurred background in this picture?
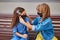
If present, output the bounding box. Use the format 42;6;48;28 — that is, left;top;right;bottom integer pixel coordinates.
0;0;60;16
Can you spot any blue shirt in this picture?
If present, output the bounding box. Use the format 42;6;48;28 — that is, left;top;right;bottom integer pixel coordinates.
11;17;30;40
32;16;54;40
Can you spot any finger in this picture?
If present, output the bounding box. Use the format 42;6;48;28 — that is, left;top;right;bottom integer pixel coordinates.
19;16;22;18
19;16;23;19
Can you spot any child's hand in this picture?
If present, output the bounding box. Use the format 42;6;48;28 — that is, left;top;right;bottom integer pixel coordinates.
19;16;25;24
26;14;29;17
22;34;28;38
16;32;28;38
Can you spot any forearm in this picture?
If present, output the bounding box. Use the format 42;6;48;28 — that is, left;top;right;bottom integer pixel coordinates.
25;22;32;30
15;32;28;38
27;28;31;32
27;15;33;22
15;32;23;37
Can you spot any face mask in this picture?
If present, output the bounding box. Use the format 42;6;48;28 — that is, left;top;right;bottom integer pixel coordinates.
21;15;27;19
37;12;43;17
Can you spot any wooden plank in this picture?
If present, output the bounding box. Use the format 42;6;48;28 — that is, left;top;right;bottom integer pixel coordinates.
0;14;60;40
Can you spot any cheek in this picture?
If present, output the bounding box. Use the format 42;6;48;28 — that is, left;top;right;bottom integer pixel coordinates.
21;12;25;15
23;11;26;14
39;8;42;13
22;12;26;15
21;13;23;15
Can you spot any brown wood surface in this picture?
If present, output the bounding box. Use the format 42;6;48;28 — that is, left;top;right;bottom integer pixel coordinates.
0;14;60;40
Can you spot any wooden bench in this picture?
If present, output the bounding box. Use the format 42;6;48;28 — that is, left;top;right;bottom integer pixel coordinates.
0;14;60;40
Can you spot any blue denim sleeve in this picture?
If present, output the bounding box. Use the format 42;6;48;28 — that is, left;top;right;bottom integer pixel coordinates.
31;17;40;25
32;18;52;31
25;17;30;23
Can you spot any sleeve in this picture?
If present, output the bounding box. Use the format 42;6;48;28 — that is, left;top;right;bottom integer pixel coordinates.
31;17;40;25
25;17;30;23
13;26;17;33
32;19;51;31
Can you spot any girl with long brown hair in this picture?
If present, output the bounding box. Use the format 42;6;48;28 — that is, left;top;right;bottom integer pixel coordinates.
11;7;30;40
20;3;58;40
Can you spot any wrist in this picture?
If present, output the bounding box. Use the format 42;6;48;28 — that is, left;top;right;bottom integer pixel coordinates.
24;23;26;26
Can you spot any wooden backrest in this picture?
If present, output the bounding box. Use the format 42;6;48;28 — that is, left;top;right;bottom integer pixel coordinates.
0;14;60;40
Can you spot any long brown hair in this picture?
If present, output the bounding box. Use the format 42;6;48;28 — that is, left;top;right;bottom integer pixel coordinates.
11;7;25;28
36;3;50;21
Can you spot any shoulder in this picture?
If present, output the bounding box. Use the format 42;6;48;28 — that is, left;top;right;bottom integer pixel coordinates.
33;16;41;21
25;17;29;20
44;17;51;22
41;17;52;24
25;17;30;22
35;16;41;19
47;17;52;22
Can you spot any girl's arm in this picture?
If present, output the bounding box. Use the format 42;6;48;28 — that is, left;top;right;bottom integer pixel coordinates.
25;16;32;31
15;32;28;38
26;22;32;32
13;26;28;38
20;17;52;31
25;22;32;30
19;17;32;30
27;15;33;22
25;18;52;31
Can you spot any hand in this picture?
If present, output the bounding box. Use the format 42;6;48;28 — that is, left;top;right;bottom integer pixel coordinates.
19;16;25;24
16;32;28;38
22;34;28;38
26;14;29;17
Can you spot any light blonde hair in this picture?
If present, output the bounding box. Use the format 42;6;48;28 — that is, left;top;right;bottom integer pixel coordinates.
36;3;50;21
